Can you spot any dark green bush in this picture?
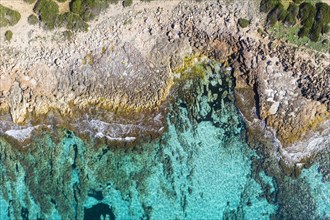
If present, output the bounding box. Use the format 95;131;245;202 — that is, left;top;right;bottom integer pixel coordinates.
28;14;39;25
69;0;118;21
308;2;330;41
123;0;133;7
298;26;310;37
70;0;82;14
298;3;316;37
315;2;330;21
310;21;322;42
284;3;299;26
266;3;287;27
315;2;330;34
260;0;280;13
5;30;13;41
56;12;88;31
238;18;250;28
299;3;316;25
0;5;21;27
34;0;59;29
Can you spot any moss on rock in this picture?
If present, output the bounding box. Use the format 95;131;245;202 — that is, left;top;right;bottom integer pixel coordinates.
238;18;250;28
63;30;73;40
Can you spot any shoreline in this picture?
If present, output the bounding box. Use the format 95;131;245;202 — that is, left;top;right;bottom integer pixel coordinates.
0;0;329;170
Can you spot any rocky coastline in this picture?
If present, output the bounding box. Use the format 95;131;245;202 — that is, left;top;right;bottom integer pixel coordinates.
0;0;329;174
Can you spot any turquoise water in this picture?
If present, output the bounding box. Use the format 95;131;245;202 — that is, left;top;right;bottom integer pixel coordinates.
0;60;329;219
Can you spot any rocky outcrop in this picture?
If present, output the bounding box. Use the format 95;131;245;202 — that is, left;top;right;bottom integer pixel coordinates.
0;0;329;161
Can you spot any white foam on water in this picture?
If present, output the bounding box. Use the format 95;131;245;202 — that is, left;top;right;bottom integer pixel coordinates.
5;126;39;142
95;132;136;142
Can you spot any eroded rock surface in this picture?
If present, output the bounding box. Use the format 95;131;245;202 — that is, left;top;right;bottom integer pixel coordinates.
0;0;329;162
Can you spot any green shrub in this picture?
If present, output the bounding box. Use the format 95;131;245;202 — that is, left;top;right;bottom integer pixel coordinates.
298;2;316;37
298;26;310;37
24;0;37;4
310;21;322;42
0;5;21;27
34;0;59;30
284;3;299;26
238;18;250;28
5;30;13;41
57;0;66;2
309;2;330;41
315;2;330;34
266;3;287;27
70;0;82;14
56;12;88;31
63;30;73;40
299;2;316;26
260;0;280;13
28;14;39;25
123;0;133;7
69;0;118;21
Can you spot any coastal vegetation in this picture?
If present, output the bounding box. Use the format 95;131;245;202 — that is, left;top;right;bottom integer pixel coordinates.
1;0;121;32
123;0;133;7
1;0;328;46
5;30;13;41
298;2;316;37
56;12;89;31
29;0;122;31
69;0;119;21
260;0;330;43
238;18;250;28
266;3;287;27
34;0;59;29
0;5;21;27
283;3;299;26
28;14;39;25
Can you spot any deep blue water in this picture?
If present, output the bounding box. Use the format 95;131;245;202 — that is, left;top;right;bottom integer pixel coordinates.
0;60;329;219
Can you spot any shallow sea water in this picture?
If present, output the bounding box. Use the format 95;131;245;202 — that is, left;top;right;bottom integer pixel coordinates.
0;60;329;219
